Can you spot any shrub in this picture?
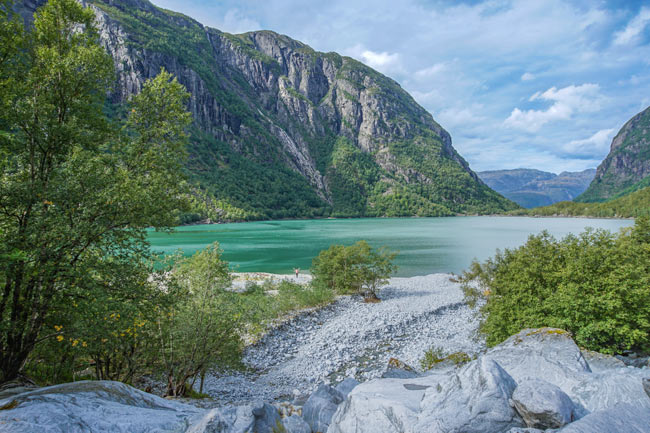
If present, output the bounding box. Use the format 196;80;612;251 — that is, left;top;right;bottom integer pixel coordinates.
311;240;397;300
461;217;650;354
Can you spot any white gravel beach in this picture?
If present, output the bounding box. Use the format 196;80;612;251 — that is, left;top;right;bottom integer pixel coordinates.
204;273;482;405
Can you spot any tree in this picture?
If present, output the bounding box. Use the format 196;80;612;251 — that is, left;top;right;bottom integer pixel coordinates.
311;240;397;300
460;218;650;354
0;0;191;383
153;244;244;397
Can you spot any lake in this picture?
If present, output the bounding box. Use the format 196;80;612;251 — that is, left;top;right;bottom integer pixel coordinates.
147;217;633;277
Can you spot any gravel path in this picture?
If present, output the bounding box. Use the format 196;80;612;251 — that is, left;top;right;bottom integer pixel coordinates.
203;273;482;405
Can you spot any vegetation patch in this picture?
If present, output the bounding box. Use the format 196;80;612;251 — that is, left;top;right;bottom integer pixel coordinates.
460;217;650;354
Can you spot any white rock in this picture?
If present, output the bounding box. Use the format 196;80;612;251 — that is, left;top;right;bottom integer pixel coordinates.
511;379;576;429
415;358;523;433
557;403;650;433
0;381;201;433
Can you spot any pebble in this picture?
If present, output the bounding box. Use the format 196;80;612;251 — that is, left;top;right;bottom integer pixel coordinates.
203;273;483;405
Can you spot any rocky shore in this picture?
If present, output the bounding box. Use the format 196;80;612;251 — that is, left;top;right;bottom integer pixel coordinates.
206;273;480;405
1;274;649;432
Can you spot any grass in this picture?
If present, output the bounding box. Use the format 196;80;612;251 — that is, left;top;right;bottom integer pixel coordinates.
241;280;335;338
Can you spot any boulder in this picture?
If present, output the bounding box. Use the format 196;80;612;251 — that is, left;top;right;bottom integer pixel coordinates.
506;429;546;433
569;368;650;413
251;402;282;433
281;414;311;433
381;368;421;379
328;373;449;433
511;379;576;429
0;380;203;433
484;328;591;394
187;406;255;433
581;350;625;372
334;378;360;397
557;403;650;433
415;357;524;433
302;384;345;433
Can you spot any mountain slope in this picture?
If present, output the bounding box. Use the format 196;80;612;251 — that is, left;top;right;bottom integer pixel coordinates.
478;168;595;208
21;0;517;220
576;106;650;203
511;186;650;218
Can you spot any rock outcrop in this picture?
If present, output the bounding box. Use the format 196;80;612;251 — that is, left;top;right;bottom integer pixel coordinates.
577;105;650;202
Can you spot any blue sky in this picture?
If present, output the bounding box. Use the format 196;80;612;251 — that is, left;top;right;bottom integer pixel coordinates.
149;0;650;173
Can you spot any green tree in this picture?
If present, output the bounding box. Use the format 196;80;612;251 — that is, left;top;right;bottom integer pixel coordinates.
153;244;244;397
0;0;191;383
311;240;397;300
461;218;650;354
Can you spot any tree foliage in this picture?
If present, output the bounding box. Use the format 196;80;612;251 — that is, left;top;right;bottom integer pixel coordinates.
311;240;397;300
0;0;190;382
152;244;244;397
461;217;650;354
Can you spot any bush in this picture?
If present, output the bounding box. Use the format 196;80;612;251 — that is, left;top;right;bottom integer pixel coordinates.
460;217;650;354
311;240;397;300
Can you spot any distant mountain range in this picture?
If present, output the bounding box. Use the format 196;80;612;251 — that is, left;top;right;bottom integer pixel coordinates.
576;105;650;203
477;169;596;208
20;0;517;221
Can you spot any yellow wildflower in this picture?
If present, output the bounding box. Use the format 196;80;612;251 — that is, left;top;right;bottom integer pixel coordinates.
54;325;63;331
56;335;64;342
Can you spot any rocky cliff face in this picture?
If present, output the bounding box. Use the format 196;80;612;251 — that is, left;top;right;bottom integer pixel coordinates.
577;106;650;202
20;0;517;219
478;168;596;208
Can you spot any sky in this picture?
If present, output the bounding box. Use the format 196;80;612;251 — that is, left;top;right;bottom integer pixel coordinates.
149;0;650;174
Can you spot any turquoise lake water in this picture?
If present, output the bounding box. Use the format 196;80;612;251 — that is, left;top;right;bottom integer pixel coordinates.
147;217;633;277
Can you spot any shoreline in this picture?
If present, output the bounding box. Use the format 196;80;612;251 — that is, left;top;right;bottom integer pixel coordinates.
180;213;634;228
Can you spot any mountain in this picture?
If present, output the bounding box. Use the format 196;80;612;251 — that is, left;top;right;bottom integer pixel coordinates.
19;0;517;221
576;106;650;203
511;186;650;218
477;168;595;208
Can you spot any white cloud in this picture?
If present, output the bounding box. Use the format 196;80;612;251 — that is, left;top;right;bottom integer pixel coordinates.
217;9;262;34
564;128;615;157
614;7;650;46
504;84;603;132
415;63;447;79
343;44;404;75
521;72;535;81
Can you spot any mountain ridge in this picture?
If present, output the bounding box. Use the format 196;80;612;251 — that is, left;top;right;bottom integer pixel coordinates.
20;0;518;220
577;105;650;203
478;168;595;208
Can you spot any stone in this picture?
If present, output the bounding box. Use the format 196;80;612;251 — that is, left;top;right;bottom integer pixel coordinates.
484;328;592;395
0;380;203;433
557;403;650;433
334;377;360;397
301;384;345;433
251;402;282;433
569;367;650;413
187;406;255;433
506;429;546;433
381;369;421;379
415;357;524;433
328;374;448;433
581;349;626;372
511;379;576;429
281;414;311;433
